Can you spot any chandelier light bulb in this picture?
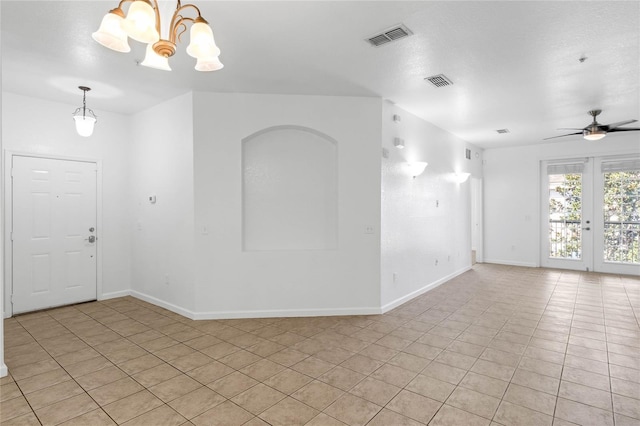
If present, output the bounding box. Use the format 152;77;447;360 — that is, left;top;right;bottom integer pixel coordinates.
122;0;159;44
92;11;131;52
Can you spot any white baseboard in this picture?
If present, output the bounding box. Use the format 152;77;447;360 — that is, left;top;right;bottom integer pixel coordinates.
381;266;472;314
99;290;132;301
129;290;381;320
483;259;538;268
0;363;7;377
193;306;382;320
130;291;197;320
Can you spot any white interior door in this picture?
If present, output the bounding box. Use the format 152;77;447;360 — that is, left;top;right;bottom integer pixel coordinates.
541;159;594;271
12;156;97;314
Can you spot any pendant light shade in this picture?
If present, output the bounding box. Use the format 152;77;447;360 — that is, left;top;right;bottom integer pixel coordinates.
195;55;224;72
122;0;159;44
187;21;220;58
72;86;97;137
141;43;172;71
92;11;131;52
74;115;97;137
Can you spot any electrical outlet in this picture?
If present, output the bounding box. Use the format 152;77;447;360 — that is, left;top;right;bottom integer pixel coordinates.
435;259;439;266
393;272;397;283
164;274;170;286
364;226;375;234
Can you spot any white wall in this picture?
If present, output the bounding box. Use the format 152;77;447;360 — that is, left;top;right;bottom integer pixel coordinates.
192;93;382;317
129;92;196;313
483;134;640;267
381;102;483;310
1;92;133;313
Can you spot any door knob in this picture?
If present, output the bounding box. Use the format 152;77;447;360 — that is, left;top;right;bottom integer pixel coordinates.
85;235;96;243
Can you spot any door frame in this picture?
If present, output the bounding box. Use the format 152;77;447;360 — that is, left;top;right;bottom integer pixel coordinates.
3;151;104;318
538;149;640;275
471;177;484;263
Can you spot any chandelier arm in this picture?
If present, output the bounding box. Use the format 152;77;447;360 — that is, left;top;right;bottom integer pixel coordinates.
170;16;196;43
174;20;189;44
168;3;205;41
152;0;163;36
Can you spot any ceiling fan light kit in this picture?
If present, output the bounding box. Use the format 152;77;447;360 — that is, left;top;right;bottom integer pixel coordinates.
92;0;223;72
544;109;639;141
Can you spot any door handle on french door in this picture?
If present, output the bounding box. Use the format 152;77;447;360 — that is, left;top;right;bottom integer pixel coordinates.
85;235;96;243
582;227;591;231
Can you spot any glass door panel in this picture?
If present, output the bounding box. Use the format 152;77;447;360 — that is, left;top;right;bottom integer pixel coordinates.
548;173;583;260
541;160;593;271
594;159;640;275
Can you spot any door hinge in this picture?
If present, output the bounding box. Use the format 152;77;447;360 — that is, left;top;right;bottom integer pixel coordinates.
10;294;14;305
10;231;13;241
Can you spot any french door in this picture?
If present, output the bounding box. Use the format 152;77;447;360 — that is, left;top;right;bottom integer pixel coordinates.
541;156;640;275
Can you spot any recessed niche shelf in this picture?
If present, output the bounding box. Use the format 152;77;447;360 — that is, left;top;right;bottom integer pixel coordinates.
242;125;338;251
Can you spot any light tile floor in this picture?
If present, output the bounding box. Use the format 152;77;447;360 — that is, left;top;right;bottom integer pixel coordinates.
2;264;639;425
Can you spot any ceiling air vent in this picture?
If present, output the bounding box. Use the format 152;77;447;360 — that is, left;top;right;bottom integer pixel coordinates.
496;129;510;134
366;24;413;47
425;74;453;87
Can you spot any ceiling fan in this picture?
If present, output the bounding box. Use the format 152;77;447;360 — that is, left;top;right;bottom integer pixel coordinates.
544;109;639;141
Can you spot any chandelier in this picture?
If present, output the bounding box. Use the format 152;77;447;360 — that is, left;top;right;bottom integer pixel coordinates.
92;0;223;72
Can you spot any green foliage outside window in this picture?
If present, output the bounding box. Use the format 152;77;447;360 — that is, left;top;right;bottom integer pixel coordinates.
603;171;639;263
549;173;582;259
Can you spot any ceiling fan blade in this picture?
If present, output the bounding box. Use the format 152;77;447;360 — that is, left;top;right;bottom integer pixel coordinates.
602;119;638;130
543;132;584;140
557;128;586;130
607;127;640;132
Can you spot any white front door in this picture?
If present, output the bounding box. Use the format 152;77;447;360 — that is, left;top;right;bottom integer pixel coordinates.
12;156;97;314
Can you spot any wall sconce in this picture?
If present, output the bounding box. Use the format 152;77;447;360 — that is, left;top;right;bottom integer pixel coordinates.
393;138;405;149
407;162;428;178
452;172;471;183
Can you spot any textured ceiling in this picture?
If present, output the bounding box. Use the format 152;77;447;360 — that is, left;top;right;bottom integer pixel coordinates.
2;1;639;149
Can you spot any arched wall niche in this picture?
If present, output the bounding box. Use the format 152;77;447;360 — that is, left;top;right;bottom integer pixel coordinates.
242;125;338;251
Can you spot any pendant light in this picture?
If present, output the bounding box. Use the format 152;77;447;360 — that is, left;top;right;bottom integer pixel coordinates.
72;86;97;137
